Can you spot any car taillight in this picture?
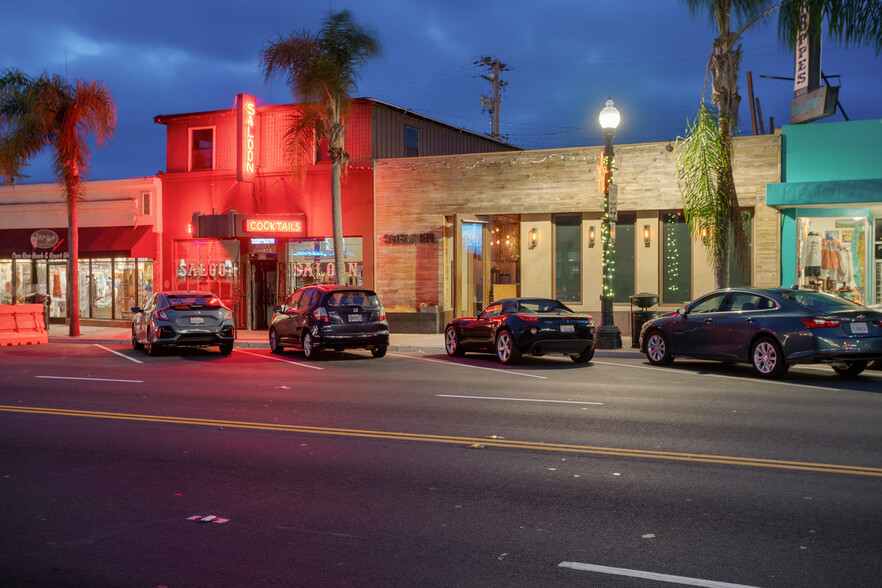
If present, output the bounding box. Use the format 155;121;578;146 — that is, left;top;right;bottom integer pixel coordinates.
801;318;842;329
314;307;330;322
155;308;170;321
875;319;882;327
378;308;386;321
516;314;539;322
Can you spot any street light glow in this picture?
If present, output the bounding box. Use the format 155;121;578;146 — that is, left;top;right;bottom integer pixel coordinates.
599;98;620;132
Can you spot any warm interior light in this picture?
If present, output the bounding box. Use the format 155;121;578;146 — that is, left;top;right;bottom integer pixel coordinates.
529;228;538;249
588;226;596;247
643;224;651;246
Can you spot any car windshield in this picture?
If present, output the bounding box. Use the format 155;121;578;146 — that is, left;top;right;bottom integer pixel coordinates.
781;290;864;312
517;299;570;314
325;291;381;309
167;295;222;309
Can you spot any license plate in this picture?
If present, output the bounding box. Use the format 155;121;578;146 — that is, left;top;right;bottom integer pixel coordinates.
850;322;868;334
189;316;205;325
560;324;575;333
349;314;363;322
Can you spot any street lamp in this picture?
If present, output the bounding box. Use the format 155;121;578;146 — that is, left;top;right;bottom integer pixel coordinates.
597;97;622;349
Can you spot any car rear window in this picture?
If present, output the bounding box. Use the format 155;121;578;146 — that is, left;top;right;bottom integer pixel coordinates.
518;300;569;313
167;295;222;309
781;291;863;312
324;291;381;309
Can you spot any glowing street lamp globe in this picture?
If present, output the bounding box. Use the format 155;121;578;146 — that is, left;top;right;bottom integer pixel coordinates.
599;98;620;132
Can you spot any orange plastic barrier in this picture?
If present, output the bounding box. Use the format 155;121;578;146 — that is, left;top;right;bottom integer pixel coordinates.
0;304;49;347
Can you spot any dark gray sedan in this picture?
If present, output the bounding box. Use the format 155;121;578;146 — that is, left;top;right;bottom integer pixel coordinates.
132;291;236;356
639;287;882;378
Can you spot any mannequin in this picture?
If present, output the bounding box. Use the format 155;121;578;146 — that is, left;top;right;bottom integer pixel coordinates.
800;231;822;285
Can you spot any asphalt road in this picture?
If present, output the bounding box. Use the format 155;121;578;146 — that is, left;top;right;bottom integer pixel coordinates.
1;342;880;587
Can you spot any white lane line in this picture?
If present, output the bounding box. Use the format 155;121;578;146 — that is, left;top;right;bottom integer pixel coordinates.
558;562;761;587
438;394;602;405
235;349;324;370
389;353;547;379
94;344;144;364
36;376;143;384
594;361;853;392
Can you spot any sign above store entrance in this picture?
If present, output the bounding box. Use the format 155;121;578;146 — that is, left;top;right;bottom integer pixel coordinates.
239;215;307;236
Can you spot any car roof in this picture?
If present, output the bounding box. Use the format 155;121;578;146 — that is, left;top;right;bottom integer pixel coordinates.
307;284;377;294
161;291;218;297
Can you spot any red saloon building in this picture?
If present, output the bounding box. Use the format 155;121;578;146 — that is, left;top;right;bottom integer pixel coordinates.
154;95;515;329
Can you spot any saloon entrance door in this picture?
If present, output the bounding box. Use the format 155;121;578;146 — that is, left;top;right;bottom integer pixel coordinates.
453;215;491;318
250;258;277;330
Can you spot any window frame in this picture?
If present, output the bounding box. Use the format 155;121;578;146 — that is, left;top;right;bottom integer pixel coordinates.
189;126;216;171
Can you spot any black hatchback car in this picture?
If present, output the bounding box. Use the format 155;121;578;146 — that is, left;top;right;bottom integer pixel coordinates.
640;287;882;378
132;291;236;356
445;297;596;365
269;285;390;359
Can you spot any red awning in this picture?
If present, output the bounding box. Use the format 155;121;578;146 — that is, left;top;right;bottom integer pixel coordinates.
0;226;155;258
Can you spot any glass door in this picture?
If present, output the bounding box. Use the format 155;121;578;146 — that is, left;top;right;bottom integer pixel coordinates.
454;216;490;317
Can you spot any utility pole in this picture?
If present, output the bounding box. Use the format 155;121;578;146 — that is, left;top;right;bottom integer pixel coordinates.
476;56;509;141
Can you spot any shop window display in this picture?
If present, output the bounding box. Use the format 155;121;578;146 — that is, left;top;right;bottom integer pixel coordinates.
1;260;13;305
115;259;136;319
48;261;67;318
554;215;581;303
490;215;520;301
797;217;868;304
285;237;363;294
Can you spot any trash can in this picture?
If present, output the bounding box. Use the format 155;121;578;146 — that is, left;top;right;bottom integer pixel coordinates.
629;293;659;348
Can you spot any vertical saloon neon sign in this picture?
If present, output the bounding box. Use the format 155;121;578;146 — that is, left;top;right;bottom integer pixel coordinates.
236;93;257;182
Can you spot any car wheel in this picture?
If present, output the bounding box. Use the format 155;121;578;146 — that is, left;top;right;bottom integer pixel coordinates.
445;326;465;357
269;327;283;354
302;331;320;360
496;330;522;365
219;343;233;355
751;337;789;379
831;360;868;377
645;330;673;366
570;346;595;363
132;327;143;350
371;345;388;358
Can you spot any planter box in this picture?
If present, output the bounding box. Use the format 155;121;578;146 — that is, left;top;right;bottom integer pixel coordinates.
387;306;444;334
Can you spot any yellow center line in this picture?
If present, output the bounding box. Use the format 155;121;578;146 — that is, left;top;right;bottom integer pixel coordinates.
2;404;879;477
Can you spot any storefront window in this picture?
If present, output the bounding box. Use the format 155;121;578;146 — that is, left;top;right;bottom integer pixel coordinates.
662;212;692;305
48;261;67;318
1;261;13;305
138;259;154;308
115;259;136;319
14;261;34;303
554;215;581;302
797;216;868;304
490;215;520;301
90;259;113;319
610;213;635;303
174;239;241;313
285;237;363;294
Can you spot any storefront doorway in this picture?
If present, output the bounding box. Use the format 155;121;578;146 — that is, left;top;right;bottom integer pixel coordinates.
250;258;277;330
453;216;490;318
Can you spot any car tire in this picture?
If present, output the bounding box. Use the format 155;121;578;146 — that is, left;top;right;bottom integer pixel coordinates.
147;339;162;357
219;343;233;354
269;328;284;354
645;330;673;366
751;336;789;379
496;330;522;365
302;331;320;360
831;360;867;377
570;346;595;363
371;345;388;358
132;327;144;350
445;326;465;357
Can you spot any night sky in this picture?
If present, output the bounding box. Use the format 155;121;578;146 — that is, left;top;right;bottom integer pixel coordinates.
3;0;881;184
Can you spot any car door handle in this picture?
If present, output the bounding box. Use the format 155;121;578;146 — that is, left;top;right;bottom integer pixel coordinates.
704;318;714;323
744;318;756;323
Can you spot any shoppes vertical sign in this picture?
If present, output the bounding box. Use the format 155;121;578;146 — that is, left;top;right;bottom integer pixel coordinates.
237;93;257;182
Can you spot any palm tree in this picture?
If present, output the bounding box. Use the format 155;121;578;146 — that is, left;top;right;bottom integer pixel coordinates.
677;0;882;289
261;10;380;284
0;68;117;336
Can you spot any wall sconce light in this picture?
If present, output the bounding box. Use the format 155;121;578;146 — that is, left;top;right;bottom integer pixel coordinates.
700;227;709;243
529;228;538;249
588;226;596;247
643;224;651;247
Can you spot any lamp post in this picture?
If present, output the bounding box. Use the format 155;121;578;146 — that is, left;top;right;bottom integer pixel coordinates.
597;97;622;349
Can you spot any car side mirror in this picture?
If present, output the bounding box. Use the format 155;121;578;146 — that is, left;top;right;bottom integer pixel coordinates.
272;305;282;313
678;307;687;316
131;306;142;314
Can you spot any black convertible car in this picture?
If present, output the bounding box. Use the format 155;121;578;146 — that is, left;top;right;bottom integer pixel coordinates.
444;297;596;365
640;287;882;378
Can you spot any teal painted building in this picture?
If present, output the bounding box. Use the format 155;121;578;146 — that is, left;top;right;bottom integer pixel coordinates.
766;119;882;304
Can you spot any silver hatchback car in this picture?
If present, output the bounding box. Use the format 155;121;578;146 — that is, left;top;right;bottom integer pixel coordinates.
132;291;236;356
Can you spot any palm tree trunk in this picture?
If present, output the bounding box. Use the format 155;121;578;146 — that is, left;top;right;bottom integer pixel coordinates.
331;162;345;284
67;182;80;337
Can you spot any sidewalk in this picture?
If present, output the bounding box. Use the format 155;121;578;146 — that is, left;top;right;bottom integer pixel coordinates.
47;324;642;357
